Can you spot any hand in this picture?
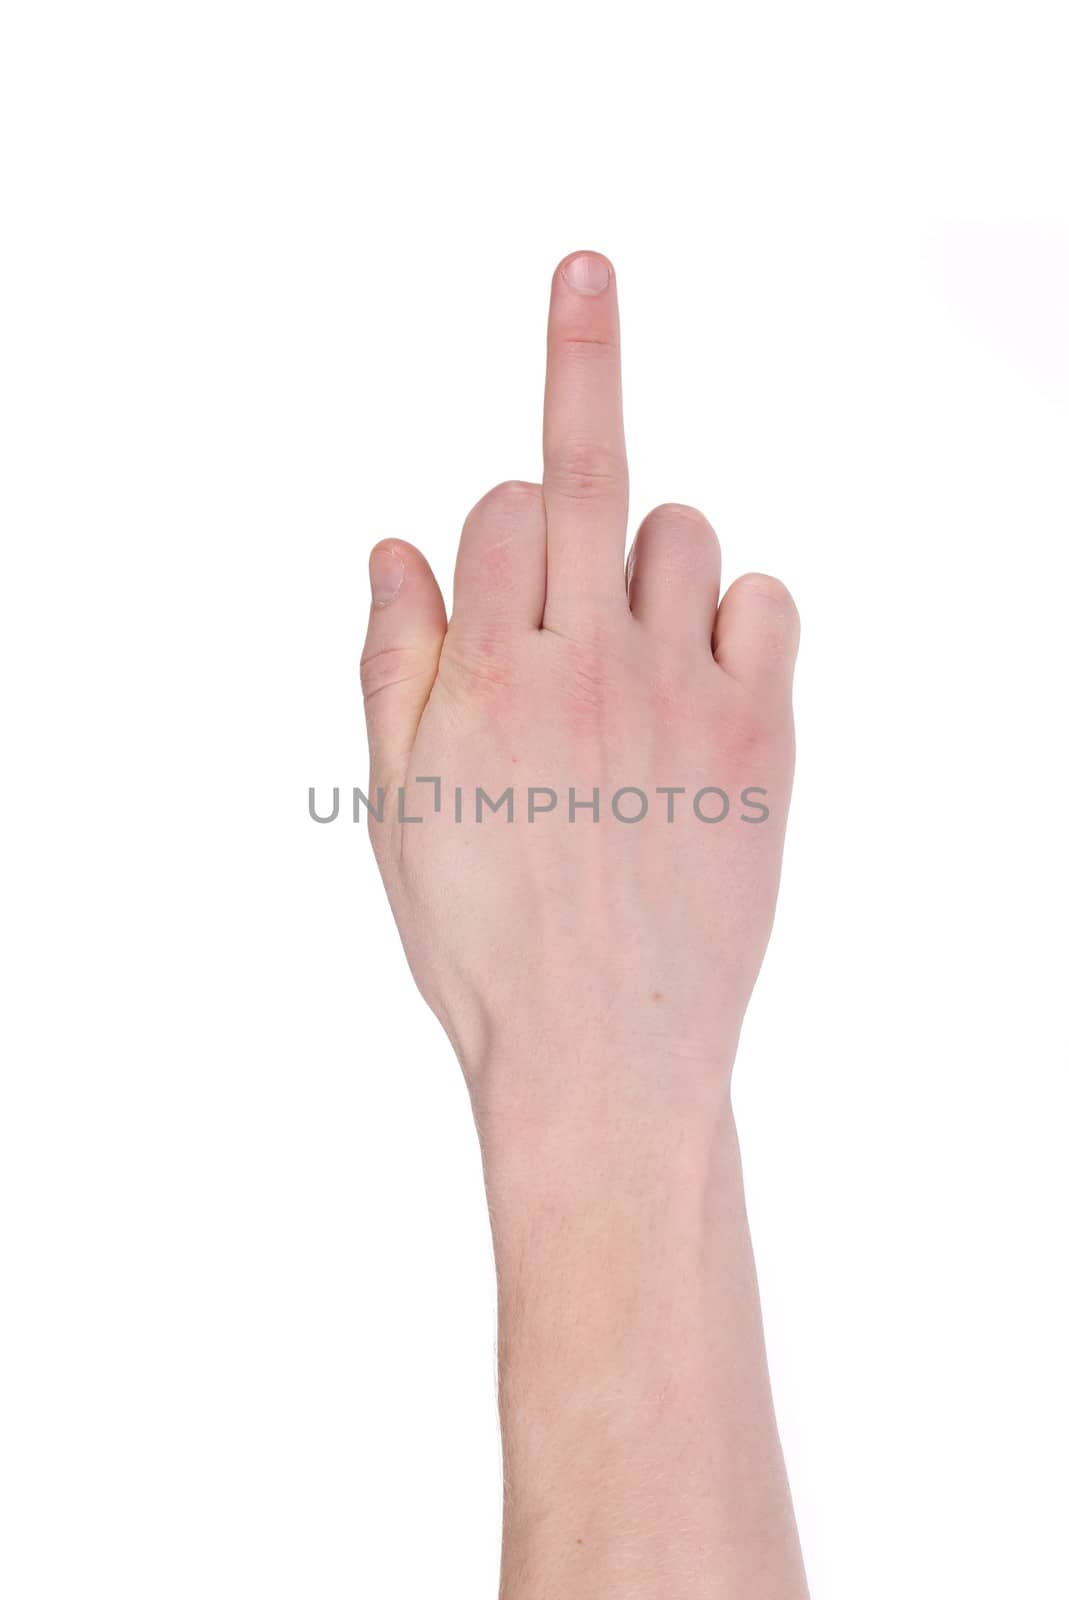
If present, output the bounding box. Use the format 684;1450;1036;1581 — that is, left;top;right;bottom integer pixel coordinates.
360;250;799;1127
360;252;807;1598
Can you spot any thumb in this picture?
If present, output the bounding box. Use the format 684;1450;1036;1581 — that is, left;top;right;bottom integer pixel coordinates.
360;540;447;789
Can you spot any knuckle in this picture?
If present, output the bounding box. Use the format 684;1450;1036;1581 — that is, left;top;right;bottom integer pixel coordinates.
547;631;615;724
640;503;720;565
646;650;705;714
438;629;518;699
649;501;712;532
545;440;627;503
734;572;799;621
716;701;783;766
359;642;425;704
558;332;619;358
474;479;542;518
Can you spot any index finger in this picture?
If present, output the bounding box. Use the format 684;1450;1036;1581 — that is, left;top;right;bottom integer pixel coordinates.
542;251;629;632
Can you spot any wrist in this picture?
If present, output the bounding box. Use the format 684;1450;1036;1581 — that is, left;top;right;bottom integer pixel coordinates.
479;1095;744;1395
465;1022;741;1142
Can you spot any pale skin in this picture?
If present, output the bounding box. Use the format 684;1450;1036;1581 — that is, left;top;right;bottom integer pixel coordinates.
361;251;808;1598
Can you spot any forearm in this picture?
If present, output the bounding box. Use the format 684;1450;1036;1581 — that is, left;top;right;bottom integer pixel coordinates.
479;1075;808;1600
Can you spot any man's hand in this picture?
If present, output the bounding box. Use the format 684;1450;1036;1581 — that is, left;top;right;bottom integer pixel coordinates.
360;251;799;1108
360;252;808;1598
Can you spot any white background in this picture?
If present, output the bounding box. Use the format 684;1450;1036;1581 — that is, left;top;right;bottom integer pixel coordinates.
2;3;1067;1596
